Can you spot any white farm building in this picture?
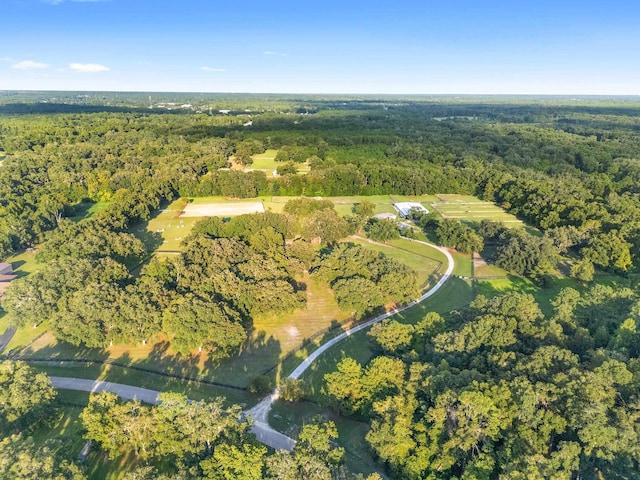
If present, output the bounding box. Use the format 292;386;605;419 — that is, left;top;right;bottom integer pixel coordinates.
393;202;429;218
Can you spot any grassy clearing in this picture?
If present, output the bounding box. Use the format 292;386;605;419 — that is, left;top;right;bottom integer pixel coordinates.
5;250;43;278
269;400;383;476
67;200;111;222
134;199;198;252
250;149;278;169
473;272;624;317
450;250;473;277
430;193;523;225
243;150;311;176
474;262;509;277
4;323;48;353
202;275;350;386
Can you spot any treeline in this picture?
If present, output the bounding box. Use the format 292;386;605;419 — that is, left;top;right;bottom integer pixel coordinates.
4;102;639;270
323;288;640;479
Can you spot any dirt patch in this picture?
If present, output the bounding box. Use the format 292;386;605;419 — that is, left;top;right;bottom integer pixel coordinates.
180;202;265;217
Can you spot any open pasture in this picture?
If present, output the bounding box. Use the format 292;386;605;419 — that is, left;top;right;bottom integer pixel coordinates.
180;201;265;217
431;194;522;224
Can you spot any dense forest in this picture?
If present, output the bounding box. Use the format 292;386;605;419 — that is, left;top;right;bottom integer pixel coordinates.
1;92;640;478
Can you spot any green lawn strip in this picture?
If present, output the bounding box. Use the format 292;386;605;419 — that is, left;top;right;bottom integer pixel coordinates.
4;322;49;353
5;250;43;277
269;399;383;477
250;149;278;170
450;250;473;277
474;262;509;277
29;362;256;407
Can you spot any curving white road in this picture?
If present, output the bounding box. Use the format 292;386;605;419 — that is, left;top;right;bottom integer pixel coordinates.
46;237;454;453
245;238;454;440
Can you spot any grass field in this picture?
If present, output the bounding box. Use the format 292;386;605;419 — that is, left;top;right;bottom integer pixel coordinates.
67;200;111;222
430;193;523;225
250;149;279;170
247;149;311;176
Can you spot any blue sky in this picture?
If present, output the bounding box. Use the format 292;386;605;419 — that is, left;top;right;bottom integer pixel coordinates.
2;0;639;94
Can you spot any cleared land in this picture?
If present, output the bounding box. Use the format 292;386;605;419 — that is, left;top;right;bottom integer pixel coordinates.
229;149;311;177
430;193;523;224
180;201;265;217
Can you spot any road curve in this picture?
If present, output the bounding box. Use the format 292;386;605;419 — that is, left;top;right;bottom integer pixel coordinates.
48;237;453;454
246;237;454;434
288;238;454;379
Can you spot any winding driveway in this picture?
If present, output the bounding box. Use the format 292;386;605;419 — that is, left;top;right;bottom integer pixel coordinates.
47;238;454;452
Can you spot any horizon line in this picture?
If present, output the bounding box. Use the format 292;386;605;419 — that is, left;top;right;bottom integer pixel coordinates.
2;88;640;98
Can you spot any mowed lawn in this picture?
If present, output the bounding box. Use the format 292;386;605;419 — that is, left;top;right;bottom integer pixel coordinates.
242;149;311;176
430;193;523;224
250;149;279;170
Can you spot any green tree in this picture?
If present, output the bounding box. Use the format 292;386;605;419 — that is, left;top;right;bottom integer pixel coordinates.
368;320;415;352
0;361;57;427
365;217;400;242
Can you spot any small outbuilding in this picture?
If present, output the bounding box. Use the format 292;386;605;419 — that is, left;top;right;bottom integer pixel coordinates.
393;202;429;218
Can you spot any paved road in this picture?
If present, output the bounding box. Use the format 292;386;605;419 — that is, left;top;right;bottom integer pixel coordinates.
49;376;296;451
48;237;453;454
50;376;163;404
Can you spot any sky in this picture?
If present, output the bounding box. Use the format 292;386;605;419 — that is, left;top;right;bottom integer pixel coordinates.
2;0;640;94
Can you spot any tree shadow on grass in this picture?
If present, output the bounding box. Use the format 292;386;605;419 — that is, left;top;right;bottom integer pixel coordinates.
203;331;282;387
17;340;110;363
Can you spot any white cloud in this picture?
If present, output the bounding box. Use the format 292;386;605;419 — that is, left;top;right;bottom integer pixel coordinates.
12;60;49;70
69;63;110;72
0;56;15;62
201;66;227;72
